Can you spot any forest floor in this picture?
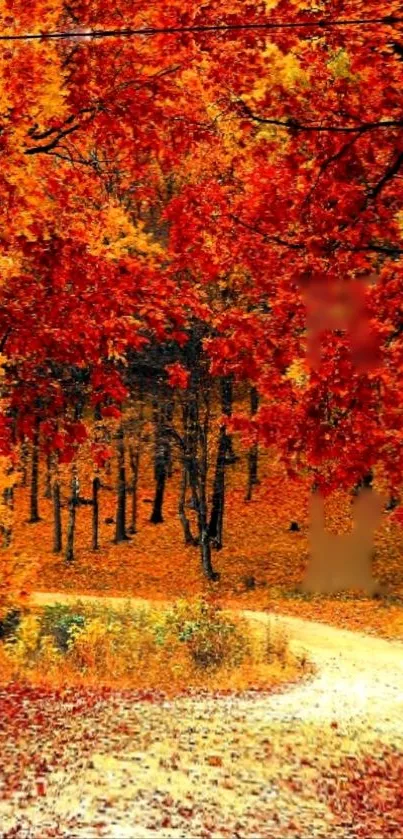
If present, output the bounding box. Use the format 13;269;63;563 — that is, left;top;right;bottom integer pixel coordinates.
7;452;403;641
13;472;403;641
1;597;403;838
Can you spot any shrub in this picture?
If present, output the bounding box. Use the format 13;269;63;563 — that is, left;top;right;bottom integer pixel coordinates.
40;603;87;652
162;598;250;671
1;598;307;692
7;614;42;669
0;608;21;642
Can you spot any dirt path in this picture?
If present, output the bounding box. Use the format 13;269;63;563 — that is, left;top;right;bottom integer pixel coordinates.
2;591;401;838
30;590;403;741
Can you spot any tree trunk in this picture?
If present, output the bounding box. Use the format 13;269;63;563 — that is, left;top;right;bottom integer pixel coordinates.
208;377;234;549
192;387;219;580
150;403;168;525
44;451;52;499
178;461;198;545
115;425;128;542
20;440;29;488
221;376;236;462
65;468;79;563
245;386;259;501
165;400;174;478
52;480;62;554
208;424;227;549
128;443;140;534
28;420;41;522
150;456;166;524
92;476;100;551
1;468;14;547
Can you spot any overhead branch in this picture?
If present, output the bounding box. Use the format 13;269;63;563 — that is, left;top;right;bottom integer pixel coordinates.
230;214;403;256
368;150;403;200
24;123;82;155
230;214;303;250
237;100;403;134
0;16;402;42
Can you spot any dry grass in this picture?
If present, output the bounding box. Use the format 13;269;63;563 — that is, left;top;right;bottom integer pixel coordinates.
0;598;311;696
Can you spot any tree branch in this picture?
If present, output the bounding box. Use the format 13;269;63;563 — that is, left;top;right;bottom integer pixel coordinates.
238;100;403;133
368;150;403;199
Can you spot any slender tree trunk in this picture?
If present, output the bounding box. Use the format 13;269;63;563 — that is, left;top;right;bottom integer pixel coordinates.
190;385;219;580
44;451;52;498
208;377;234;549
92;475;100;551
208;424;227;549
20;440;29;488
28;420;41;523
127;389;145;535
115;425;128;542
221;377;236;462
166;400;174;478
52;479;62;554
178;459;198;545
128;443;140;534
65;467;79;563
198;440;219;580
150;402;168;525
150;452;166;524
246;386;259;501
1;468;14;547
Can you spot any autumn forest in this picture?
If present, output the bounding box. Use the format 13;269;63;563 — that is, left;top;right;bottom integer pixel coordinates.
0;2;403;837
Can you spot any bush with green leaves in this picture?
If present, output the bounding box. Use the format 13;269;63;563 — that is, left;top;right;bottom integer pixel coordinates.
161;598;250;671
3;598;266;683
40;603;87;652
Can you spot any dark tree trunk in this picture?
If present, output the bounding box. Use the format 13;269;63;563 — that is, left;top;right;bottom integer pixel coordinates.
1;469;14;547
92;476;100;551
65;468;79;563
128;443;140;534
20;440;29;488
178;459;198;545
199;497;217;579
208;377;234;549
44;451;52;499
165;400;174;478
115;425;128;542
150;456;166;524
190;386;219;580
246;386;259;501
208;424;227;550
52;480;62;554
127;388;145;535
221;377;236;462
150;401;168;525
28;420;41;523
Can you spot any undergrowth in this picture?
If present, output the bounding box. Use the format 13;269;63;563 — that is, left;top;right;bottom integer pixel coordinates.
0;597;310;694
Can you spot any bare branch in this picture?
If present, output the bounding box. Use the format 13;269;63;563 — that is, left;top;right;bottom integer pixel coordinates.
238;100;403;134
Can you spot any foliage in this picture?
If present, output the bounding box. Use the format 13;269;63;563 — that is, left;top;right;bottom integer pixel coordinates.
40;603;87;652
159;597;249;670
0;607;21;641
326;748;403;838
1;598;285;690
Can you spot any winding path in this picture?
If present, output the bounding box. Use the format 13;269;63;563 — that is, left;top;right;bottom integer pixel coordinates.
10;591;402;838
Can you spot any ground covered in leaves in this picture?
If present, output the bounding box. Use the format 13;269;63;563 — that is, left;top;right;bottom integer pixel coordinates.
1;611;402;838
10;459;403;641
